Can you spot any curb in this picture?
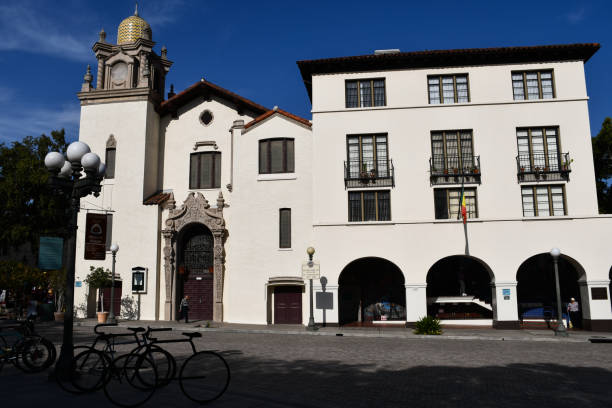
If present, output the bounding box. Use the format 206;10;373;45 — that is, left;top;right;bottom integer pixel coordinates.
72;321;594;343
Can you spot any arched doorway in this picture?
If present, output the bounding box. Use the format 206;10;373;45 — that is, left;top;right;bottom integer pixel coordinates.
176;223;214;321
516;253;585;329
338;257;406;326
426;256;494;323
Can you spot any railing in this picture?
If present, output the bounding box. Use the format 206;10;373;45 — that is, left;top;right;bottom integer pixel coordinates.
344;159;394;188
429;155;481;185
516;152;571;182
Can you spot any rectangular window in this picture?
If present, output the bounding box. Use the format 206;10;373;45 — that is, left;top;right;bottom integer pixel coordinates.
347;134;389;179
105;148;116;179
189;152;221;189
521;185;566;216
512;70;555;100
431;130;474;172
428;74;469;104
259;138;294;174
433;188;477;220
516;127;560;171
348;191;391;222
279;209;291;248
345;79;386;108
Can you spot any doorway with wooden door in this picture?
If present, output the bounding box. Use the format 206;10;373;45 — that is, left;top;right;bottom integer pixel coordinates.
177;223;214;322
274;286;302;324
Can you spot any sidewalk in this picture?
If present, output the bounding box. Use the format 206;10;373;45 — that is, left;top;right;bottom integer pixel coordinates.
71;318;612;343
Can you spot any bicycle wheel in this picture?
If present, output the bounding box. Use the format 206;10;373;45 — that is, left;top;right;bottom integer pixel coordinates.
104;354;157;408
129;345;176;388
179;351;230;404
21;337;56;372
71;348;111;393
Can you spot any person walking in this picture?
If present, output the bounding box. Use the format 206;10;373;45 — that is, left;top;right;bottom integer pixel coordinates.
179;296;190;323
567;297;581;329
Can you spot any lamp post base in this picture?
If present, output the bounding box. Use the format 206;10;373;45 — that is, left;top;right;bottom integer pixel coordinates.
107;315;117;324
554;322;569;337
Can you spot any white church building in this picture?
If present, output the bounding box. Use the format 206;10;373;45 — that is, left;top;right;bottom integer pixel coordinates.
73;10;612;330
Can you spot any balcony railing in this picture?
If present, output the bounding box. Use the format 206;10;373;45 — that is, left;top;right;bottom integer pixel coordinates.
516;152;571;182
429;155;481;185
344;159;395;188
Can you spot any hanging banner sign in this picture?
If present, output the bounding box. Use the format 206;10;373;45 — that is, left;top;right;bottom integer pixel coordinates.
84;213;107;260
38;236;64;270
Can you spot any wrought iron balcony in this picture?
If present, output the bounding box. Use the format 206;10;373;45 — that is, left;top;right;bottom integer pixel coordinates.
344;159;395;188
429;155;481;186
516;152;571;182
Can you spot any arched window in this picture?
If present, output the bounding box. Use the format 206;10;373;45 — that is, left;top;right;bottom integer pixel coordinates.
105;134;117;179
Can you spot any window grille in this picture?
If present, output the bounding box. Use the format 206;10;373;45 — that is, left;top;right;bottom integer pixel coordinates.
348;191;391;222
428;74;469;104
346;79;386;108
433;188;477;220
521;185;565;216
512;70;554;100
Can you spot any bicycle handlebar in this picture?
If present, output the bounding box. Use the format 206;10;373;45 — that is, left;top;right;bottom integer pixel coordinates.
94;323;118;334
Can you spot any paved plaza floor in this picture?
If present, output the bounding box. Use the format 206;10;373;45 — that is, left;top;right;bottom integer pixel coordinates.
2;321;612;407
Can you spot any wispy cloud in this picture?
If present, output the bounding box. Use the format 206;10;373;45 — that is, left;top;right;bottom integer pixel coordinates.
139;0;186;28
0;3;92;62
565;8;586;24
0;103;81;143
0;86;15;104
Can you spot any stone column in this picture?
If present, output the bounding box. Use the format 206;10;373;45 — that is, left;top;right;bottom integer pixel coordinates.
161;229;174;320
492;281;520;329
580;280;612;331
212;230;224;322
405;283;427;327
96;56;104;90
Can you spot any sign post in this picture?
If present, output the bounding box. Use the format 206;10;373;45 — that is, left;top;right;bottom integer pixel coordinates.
302;247;320;331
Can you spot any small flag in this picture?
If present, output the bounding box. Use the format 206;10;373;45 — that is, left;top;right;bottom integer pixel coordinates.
461;191;467;224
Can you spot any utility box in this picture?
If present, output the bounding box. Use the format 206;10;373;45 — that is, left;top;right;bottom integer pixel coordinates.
131;267;147;293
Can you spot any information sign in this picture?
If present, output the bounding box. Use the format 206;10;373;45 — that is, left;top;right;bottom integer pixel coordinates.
301;261;320;280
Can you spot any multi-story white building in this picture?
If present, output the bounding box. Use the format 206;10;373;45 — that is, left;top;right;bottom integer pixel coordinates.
73;10;612;331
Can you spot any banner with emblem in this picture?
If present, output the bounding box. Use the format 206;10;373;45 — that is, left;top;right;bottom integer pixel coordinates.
84;213;107;260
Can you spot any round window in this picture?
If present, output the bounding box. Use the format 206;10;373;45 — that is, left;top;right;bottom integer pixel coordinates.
200;110;213;126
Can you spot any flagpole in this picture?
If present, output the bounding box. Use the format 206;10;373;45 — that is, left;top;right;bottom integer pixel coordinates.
459;168;470;256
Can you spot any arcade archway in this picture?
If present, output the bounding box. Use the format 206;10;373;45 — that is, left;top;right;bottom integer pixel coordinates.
516;253;586;329
426;256;494;322
338;257;406;325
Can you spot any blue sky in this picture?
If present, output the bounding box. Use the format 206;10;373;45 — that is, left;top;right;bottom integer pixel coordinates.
0;0;610;143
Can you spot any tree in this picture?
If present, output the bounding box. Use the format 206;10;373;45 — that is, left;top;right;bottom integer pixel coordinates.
0;130;70;254
85;266;112;313
592;118;612;213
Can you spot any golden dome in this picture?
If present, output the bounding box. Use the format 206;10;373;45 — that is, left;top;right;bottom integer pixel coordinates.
117;8;152;45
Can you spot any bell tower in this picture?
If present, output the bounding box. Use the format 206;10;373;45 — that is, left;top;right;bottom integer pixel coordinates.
78;5;172;103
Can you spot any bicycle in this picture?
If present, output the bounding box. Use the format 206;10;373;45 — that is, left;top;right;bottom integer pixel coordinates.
104;327;230;407
56;323;145;394
0;319;56;374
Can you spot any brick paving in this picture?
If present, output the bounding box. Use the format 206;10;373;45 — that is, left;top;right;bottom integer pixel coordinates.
2;322;612;407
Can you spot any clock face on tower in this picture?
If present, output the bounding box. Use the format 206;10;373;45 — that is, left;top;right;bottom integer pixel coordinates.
111;62;128;83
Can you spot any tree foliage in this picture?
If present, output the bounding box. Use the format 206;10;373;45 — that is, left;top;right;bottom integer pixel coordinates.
0;130;70;251
592;117;612;213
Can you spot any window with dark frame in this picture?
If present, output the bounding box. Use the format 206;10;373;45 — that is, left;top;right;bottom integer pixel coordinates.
346;79;386;108
431;130;474;172
259;138;294;174
347;134;389;178
279;208;291;248
521;185;566;217
516;127;560;172
105;214;113;251
428;74;469;104
189;152;221;189
434;188;478;220
348;190;391;222
512;70;554;100
105;148;116;179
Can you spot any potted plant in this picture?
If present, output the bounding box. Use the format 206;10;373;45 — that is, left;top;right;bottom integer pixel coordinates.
85;266;112;323
443;168;449;175
452;168;459;174
520;166;525;173
472;167;479;174
359;163;369;181
48;268;67;321
561;158;573;172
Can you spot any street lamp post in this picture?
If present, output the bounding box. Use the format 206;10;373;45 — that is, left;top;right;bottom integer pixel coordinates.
306;247;317;331
108;243;119;324
44;142;105;377
550;247;568;337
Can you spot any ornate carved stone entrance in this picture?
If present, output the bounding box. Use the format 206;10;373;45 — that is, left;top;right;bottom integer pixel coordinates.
162;192;226;321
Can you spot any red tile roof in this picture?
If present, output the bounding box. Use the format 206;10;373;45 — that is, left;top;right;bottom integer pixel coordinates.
158;79;269;117
144;191;171;205
297;43;601;100
244;108;311;130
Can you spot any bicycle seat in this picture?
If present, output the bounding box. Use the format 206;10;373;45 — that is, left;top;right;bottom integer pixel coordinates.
182;332;202;338
127;327;145;333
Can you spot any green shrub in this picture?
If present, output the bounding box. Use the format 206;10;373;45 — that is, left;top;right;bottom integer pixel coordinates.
414;316;442;335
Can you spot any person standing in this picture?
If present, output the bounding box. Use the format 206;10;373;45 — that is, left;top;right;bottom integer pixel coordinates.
179;296;190;323
567;297;581;329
